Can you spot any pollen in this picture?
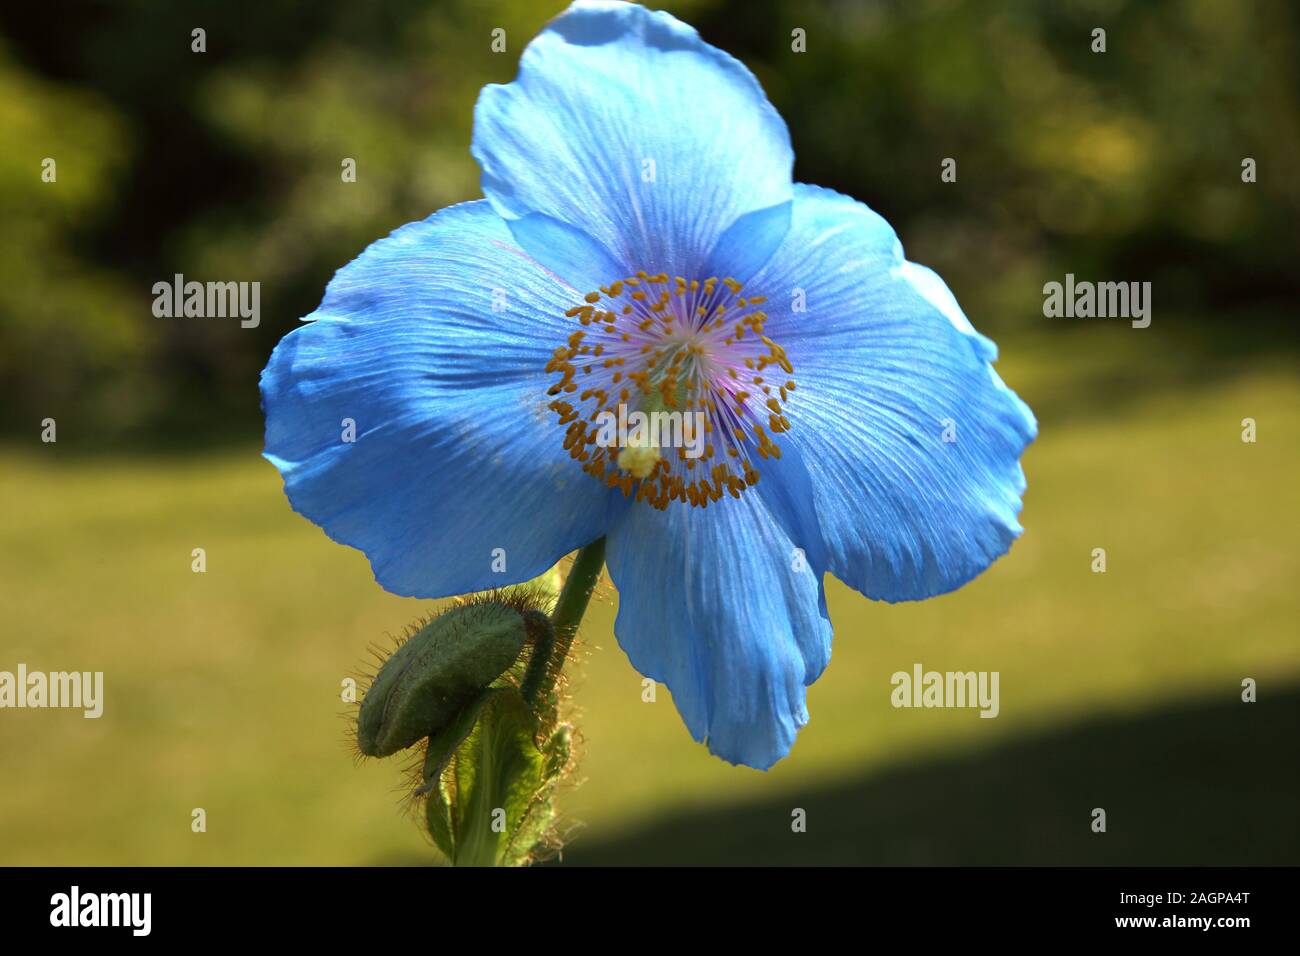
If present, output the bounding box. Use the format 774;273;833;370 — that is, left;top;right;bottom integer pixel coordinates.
617;442;660;479
545;272;796;510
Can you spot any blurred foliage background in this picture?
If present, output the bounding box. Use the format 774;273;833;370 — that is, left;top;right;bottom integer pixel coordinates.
0;0;1297;865
1;0;1296;441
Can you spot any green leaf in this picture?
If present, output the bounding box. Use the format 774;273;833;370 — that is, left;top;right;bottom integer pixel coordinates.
424;687;568;866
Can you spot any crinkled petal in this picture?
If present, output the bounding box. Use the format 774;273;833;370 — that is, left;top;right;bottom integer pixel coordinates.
604;447;832;769
260;201;608;598
749;184;1037;602
472;0;793;279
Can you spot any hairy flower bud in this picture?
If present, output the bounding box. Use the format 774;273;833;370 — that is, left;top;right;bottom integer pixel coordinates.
356;603;530;757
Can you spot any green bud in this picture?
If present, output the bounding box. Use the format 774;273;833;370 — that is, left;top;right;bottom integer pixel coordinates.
357;603;528;757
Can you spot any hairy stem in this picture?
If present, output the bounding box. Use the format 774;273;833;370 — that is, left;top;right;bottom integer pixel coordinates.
522;537;606;704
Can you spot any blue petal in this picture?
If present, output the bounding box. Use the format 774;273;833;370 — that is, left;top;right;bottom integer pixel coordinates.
604;445;832;770
703;200;793;285
502;212;626;290
748;184;1037;602
260;201;609;598
472;0;793;278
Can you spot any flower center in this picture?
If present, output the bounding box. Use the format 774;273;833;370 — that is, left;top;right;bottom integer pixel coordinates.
545;272;794;510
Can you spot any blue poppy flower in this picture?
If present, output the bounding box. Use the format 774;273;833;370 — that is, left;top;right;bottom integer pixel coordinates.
261;0;1036;770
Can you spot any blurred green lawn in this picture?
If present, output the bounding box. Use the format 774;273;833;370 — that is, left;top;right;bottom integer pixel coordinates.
1;331;1296;865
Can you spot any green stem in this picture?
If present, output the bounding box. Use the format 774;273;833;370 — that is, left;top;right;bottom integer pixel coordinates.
552;537;607;642
521;537;606;704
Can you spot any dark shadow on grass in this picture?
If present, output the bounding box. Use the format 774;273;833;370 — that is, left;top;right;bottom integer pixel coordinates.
553;685;1300;866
